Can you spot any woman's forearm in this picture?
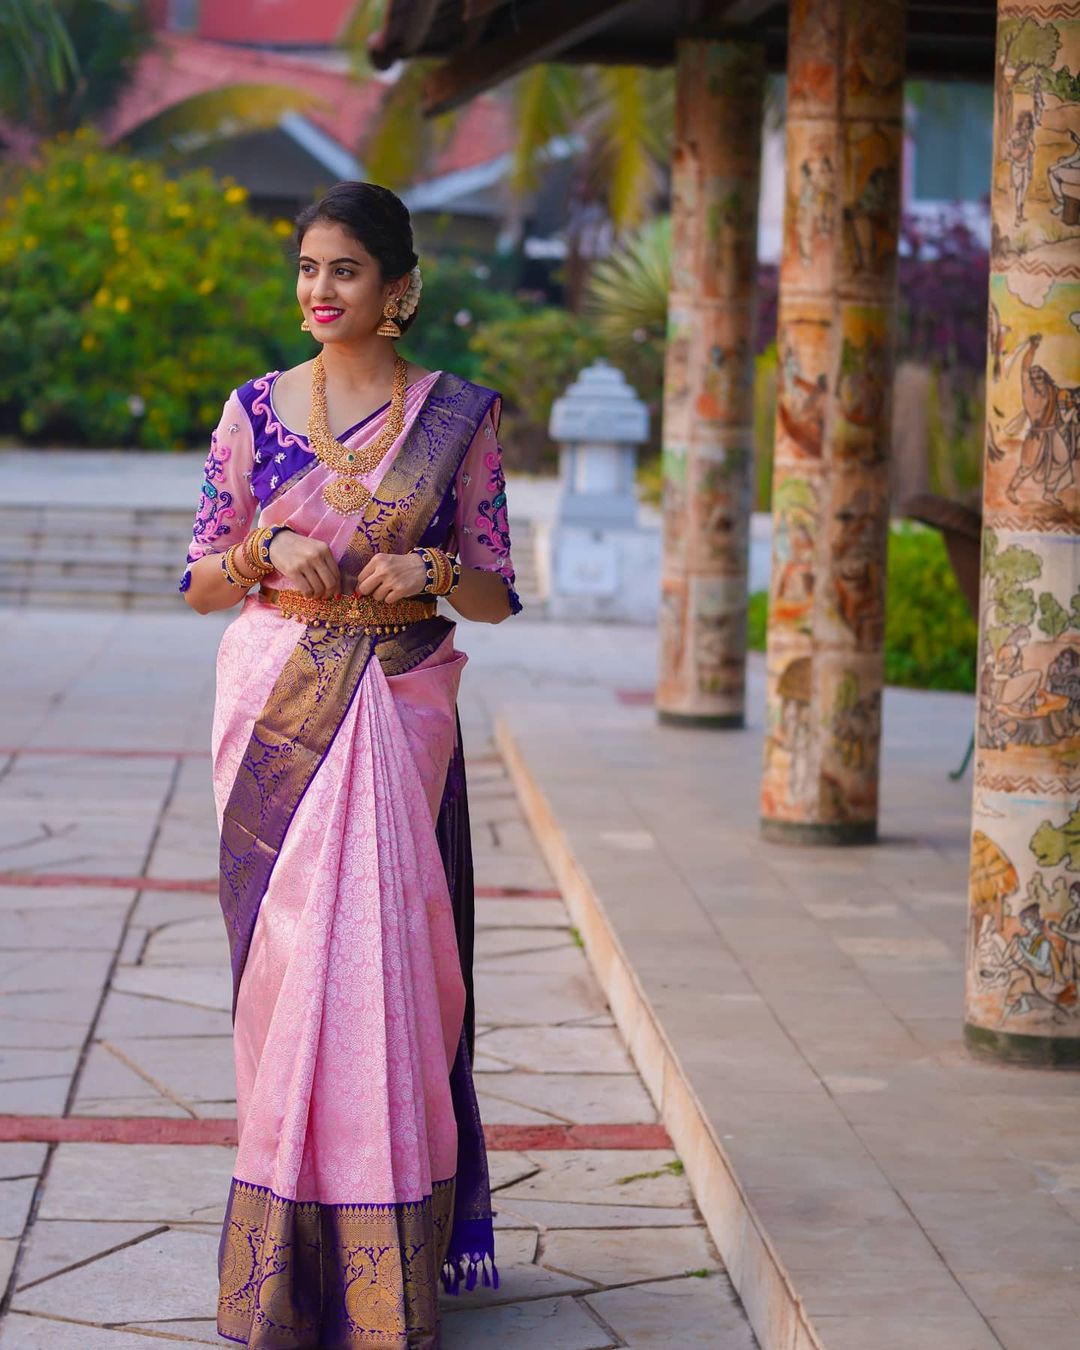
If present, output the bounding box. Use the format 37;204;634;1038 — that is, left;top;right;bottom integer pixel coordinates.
445;567;513;623
183;554;253;615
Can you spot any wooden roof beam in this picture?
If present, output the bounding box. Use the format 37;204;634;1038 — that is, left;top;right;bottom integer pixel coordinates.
718;0;780;21
421;0;643;116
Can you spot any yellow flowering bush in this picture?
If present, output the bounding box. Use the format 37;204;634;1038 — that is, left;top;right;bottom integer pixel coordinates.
0;134;307;447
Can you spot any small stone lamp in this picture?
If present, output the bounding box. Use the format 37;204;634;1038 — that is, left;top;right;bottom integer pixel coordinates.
547;361;657;620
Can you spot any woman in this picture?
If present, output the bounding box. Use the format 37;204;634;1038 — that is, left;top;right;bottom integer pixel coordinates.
181;182;519;1349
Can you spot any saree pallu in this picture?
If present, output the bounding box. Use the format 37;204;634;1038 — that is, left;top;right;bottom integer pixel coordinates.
209;376;499;1349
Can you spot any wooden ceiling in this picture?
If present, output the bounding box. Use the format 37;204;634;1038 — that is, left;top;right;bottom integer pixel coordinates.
367;0;999;115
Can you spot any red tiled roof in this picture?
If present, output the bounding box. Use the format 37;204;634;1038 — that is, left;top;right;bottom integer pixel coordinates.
104;32;384;152
195;0;359;47
430;94;513;177
104;32;514;187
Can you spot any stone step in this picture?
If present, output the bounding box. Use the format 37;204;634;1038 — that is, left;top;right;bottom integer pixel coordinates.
0;501;544;609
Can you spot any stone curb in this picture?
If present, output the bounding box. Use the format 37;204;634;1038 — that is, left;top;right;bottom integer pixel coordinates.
495;713;823;1350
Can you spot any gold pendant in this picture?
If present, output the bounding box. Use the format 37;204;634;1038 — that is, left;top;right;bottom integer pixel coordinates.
322;476;370;516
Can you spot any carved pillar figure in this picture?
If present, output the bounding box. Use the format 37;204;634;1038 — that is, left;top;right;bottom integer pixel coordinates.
965;1;1080;1064
760;0;905;843
656;39;764;727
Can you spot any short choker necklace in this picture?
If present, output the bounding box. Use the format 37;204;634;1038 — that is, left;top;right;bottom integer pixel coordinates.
308;352;408;516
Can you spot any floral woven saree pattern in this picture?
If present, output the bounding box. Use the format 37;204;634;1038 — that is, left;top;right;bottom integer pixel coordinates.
210;374;500;1348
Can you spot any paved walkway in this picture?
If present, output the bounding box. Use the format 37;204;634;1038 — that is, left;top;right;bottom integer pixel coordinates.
0;606;756;1348
494;660;1080;1350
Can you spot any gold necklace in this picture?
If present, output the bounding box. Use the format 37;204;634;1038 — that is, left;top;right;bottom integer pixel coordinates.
308;352;409;515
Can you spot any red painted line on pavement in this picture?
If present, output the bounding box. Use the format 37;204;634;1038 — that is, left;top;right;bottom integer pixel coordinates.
0;1116;671;1150
0;874;556;900
0;746;208;759
0;872;217;894
475;886;562;899
614;688;655;706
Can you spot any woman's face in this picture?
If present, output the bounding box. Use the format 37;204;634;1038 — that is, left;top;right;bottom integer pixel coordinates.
297;221;405;346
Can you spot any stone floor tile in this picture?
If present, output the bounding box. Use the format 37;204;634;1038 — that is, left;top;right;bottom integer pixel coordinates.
474;928;573;960
494;1199;699;1229
475;971;608;1025
810;1313;1002;1350
487;1152;539;1192
0;905;128;952
476;1090;561;1125
12;1228;218;1323
39;1144;234;1223
0;1144;48;1180
93;1035;235;1106
0;1314;179;1349
0;1241;16;1293
441;1294;614;1349
0;1178;37;1240
476;945;595;977
586;1275;757;1349
0;886;136;913
790;1266;986;1320
475;899;569;928
954;1268;1080;1319
71;1042;177;1113
471;856;557;891
16;1221;162;1289
121;1320;219;1344
0;1076;72;1115
129;892;218;929
110;965;231;1013
0;988;100;1048
77;1096;191;1118
0;949;114;996
478;1026;635;1075
498;1150;692;1209
989;1317;1080;1350
95;991;233;1040
541;1226;719;1287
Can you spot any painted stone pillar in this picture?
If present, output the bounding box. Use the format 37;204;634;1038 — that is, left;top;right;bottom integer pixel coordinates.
656;39;764;727
964;1;1080;1065
759;0;905;843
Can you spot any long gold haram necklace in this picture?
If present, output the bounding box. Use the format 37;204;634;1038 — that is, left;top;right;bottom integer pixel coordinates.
308;352;408;516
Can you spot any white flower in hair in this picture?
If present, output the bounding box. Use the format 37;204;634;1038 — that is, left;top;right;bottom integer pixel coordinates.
398;264;423;320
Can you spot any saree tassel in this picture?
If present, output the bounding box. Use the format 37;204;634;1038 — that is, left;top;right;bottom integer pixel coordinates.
441;1250;499;1295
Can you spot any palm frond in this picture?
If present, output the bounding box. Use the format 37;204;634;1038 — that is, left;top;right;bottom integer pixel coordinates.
588;66;672;231
585;214;671;345
361;62;431;188
509;63;582;196
340;0;389;79
121;84;325;155
0;0;79;126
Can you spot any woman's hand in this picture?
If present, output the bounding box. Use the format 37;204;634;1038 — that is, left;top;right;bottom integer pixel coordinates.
269;529;341;598
355;551;427;604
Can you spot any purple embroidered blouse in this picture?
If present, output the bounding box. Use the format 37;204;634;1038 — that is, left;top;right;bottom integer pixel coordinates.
180;369;522;614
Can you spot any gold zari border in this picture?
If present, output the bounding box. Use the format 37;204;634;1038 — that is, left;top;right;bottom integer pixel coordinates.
218;1177;455;1349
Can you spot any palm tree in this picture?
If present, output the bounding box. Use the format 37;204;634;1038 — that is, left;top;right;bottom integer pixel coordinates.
0;0;147;140
0;0;80;133
0;0;325;162
343;2;674;244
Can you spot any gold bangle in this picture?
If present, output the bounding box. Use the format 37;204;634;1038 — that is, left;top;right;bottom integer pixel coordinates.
222;543;260;588
242;527;274;579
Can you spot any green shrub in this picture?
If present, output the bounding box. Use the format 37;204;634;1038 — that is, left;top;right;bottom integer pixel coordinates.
402;255;526;384
468;308;609;472
0;132;307;447
884;523;978;691
747;524;978;692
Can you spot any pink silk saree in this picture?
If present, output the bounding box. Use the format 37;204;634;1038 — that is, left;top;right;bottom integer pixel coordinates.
182;368;519;1348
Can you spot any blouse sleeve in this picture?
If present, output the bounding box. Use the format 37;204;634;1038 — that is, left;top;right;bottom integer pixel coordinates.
178;391;259;592
450;402;523;615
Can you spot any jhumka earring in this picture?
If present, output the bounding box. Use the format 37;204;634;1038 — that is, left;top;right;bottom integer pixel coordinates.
376;299;402;339
300;318;311;332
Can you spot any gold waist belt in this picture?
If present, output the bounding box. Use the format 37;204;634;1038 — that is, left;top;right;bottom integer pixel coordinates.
259;586;437;634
